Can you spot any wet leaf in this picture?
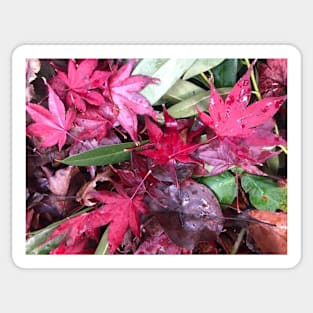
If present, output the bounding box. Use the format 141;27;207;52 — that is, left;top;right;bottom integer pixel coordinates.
26;207;93;254
198;171;236;205
136;59;196;104
241;173;284;211
211;59;239;88
247;210;287;254
29;235;65;255
183;58;224;79
160;79;205;104
61;141;147;166
132;58;169;76
48;166;79;196
147;179;224;250
94;228;109;255
168;87;230;118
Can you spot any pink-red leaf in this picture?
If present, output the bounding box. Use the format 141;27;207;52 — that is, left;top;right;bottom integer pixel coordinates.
26;85;76;150
104;59;158;141
198;63;287;140
57;59;108;111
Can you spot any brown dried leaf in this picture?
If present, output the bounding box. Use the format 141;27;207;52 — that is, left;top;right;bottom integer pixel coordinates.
77;167;113;206
247;210;287;254
48;166;79;196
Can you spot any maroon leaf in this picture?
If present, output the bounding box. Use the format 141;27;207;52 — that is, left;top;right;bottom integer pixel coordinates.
196;136;281;176
26;85;76;150
146;179;224;250
135;233;191;254
73;105;114;142
258;59;287;98
140;107;201;166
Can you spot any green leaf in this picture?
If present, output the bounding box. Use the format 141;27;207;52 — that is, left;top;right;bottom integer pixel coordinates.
95;228;109;255
160;79;205;104
29;235;65;255
26;207;93;254
26;226;56;254
241;174;284;211
211;59;239;88
198;171;236;205
167;87;230;118
135;59;196;105
61;141;147;166
183;58;224;80
132;59;169;76
266;154;280;175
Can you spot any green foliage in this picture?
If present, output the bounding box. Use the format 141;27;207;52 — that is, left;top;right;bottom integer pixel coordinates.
183;58;224;80
211;59;239;88
134;59;196;104
168;87;230;118
198;171;236;205
241;173;284;211
61;141;147;166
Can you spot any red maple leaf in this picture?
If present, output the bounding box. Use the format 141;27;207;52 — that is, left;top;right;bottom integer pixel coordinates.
196;136;282;176
139;107;202;184
258;59;287;98
196;63;287;141
47;178;149;254
26;85;76;150
57;59;109;112
73;105;114;142
140;106;201;166
103;59;159;141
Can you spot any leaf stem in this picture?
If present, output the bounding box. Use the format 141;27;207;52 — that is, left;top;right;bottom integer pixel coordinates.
244;58;261;101
168;135;218;159
230;227;246;254
130;170;152;200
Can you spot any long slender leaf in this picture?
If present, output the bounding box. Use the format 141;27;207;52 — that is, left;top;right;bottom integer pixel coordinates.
61;141;147;166
183;58;224;80
211;59;239;88
26;207;93;254
160;79;205;104
29;235;65;255
94;228;109;255
132;59;169;76
167;87;230;118
135;59;196;105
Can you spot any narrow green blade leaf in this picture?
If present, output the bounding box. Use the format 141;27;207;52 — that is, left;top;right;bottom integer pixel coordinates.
95;228;109;255
183;58;224;80
160;79;205;104
26;227;56;254
211;59;239;88
167;87;230;118
198;171;236;205
241;174;284;211
26;207;93;254
61;141;147;166
132;59;169;76
29;235;65;255
136;59;196;105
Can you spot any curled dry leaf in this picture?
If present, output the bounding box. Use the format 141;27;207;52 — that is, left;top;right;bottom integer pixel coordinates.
247;210;287;254
76;167;113;206
47;166;79;196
